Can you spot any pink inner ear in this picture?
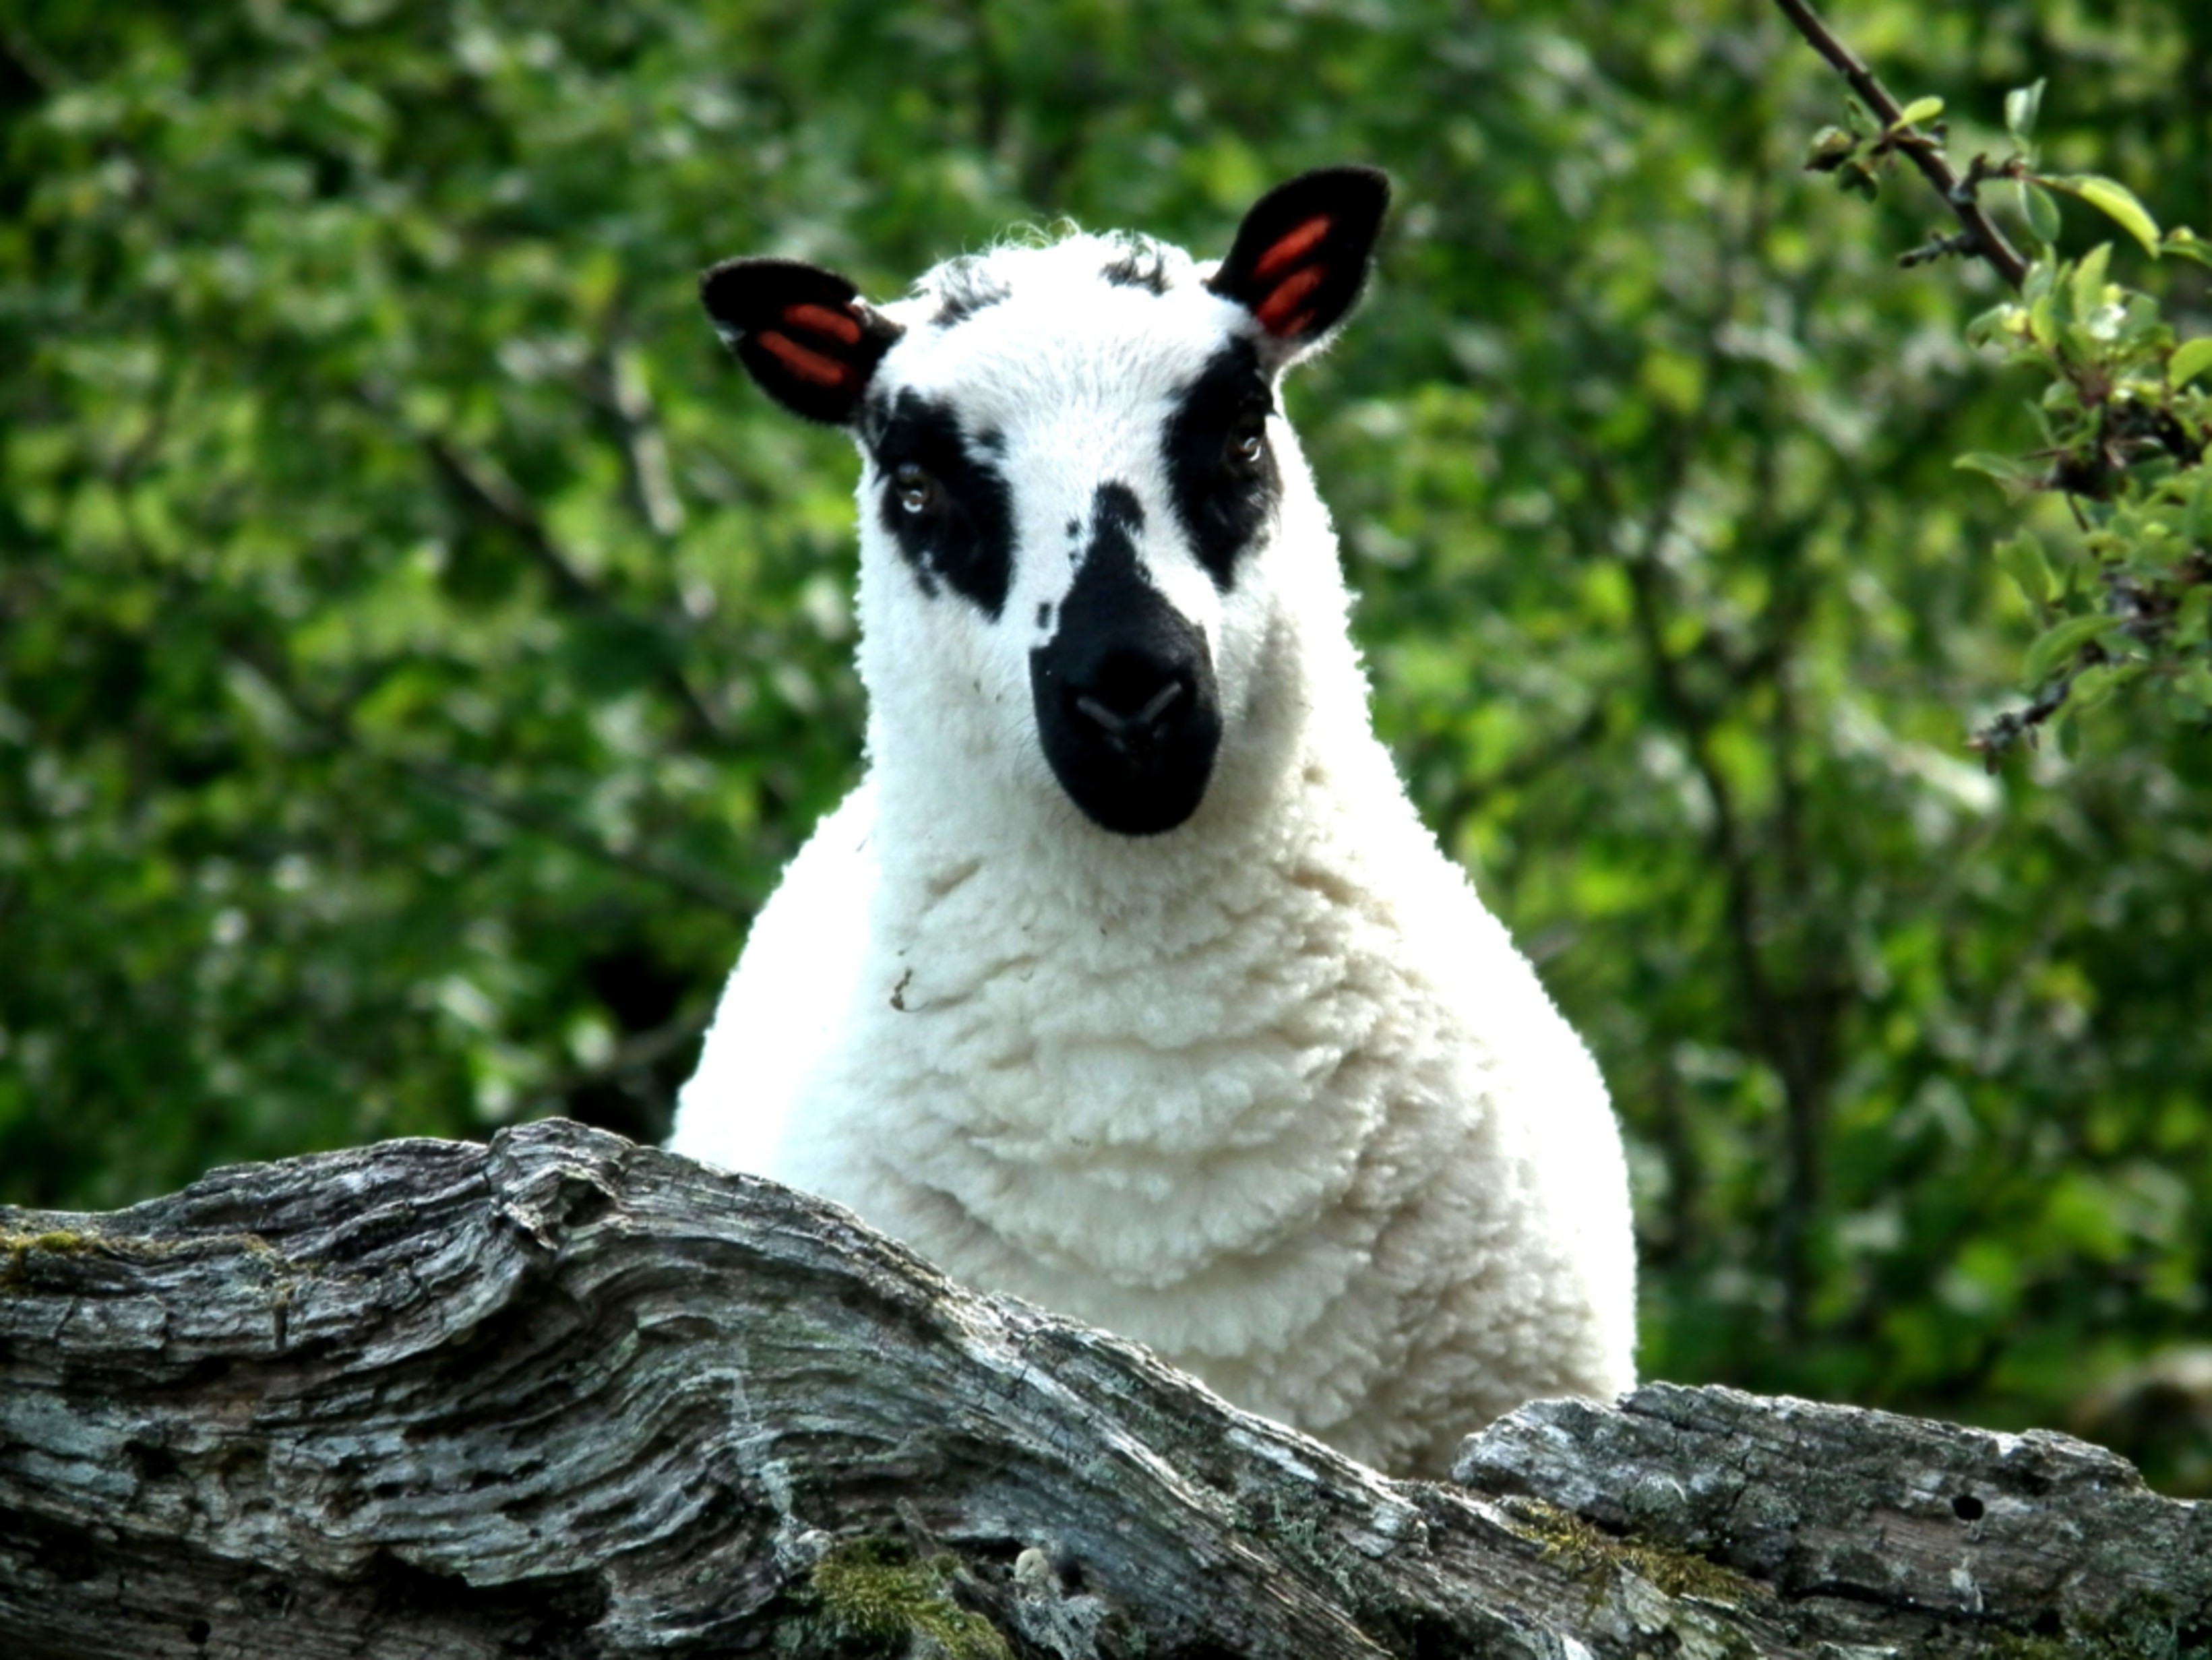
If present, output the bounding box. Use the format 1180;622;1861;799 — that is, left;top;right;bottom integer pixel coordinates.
1254;264;1327;336
1250;215;1334;283
782;303;863;344
758;330;849;387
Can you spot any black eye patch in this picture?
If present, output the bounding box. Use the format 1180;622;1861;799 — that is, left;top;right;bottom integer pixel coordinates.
1163;338;1281;592
869;388;1015;619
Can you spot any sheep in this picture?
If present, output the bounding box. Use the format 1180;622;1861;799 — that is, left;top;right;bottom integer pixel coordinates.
670;167;1635;1478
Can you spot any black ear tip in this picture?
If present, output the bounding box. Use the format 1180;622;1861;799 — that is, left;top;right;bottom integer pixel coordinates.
698;255;861;330
1332;166;1390;233
698;262;739;327
1268;164;1391;219
1324;163;1391;200
698;257;762;334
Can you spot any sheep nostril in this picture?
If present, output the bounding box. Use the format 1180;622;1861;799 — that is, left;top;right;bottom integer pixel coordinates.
1072;677;1186;749
1074;680;1184;734
1132;680;1185;729
1073;693;1129;736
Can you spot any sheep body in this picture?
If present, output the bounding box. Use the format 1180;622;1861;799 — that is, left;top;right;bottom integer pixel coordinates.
673;180;1634;1476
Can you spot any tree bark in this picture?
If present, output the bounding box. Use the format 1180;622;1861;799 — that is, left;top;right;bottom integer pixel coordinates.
1;1119;2203;1658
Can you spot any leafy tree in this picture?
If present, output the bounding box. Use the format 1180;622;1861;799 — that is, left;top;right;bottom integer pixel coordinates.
1779;0;2212;759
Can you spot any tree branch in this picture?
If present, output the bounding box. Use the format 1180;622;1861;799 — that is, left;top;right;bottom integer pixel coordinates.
375;745;754;919
598;343;689;542
3;1120;2204;1657
220;638;754;919
1771;0;2031;290
405;422;731;754
1429;700;1611;840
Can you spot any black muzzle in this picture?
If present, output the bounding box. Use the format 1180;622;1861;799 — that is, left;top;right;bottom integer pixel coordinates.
1030;484;1221;836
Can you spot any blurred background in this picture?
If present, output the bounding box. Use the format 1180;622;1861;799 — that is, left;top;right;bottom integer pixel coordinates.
3;0;2207;1490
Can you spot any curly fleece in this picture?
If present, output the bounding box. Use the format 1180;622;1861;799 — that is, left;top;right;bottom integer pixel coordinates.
672;218;1634;1478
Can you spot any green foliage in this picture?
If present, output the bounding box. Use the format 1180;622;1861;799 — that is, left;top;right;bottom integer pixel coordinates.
1789;51;2212;762
3;0;2209;1495
1963;243;2212;752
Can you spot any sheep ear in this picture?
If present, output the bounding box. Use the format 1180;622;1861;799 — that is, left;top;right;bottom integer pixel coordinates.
699;257;904;426
1206;166;1390;364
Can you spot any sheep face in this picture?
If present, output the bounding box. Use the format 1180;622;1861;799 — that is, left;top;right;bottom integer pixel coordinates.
701;168;1389;838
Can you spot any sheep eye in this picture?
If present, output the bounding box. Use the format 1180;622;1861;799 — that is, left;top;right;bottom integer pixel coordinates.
1227;416;1268;470
892;463;936;514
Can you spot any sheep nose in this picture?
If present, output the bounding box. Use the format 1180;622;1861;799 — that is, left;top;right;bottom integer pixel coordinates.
1032;624;1221;839
1068;652;1192;753
1030;479;1222;836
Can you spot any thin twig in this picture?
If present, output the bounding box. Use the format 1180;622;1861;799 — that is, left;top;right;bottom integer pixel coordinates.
224;638;755;919
419;434;733;748
0;21;63;91
379;749;754;919
519;1006;714;1120
1967;668;2079;769
601;344;688;541
1771;0;2030;290
1430;702;1611;834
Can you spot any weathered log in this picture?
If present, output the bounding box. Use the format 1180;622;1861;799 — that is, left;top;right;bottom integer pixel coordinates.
0;1119;2203;1657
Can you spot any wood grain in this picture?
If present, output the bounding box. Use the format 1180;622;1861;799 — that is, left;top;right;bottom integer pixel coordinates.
2;1119;2201;1657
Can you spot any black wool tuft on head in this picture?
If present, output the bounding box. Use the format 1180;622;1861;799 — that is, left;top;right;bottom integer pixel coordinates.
699;257;904;426
1099;235;1172;295
1206;166;1390;360
930;257;1012;328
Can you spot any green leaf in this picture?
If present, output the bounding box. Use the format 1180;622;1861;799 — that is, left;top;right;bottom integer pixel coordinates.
2057;709;2081;758
2024;614;2115;684
1893;96;1944;130
1804;125;1857;173
2115;290;2165;348
2004;79;2046;148
1956;452;2037;486
2169;337;2212;387
2066;662;2124;713
2049;175;2162;258
2182;588;2212;652
1964;302;2013;348
2171;680;2212;724
1993;532;2054;611
2021;181;2062;247
2027;292;2058;350
2070;243;2112;323
2163;227;2212;268
2185;474;2212;555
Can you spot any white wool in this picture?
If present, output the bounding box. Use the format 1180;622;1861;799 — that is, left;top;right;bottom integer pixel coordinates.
673;225;1634;1477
